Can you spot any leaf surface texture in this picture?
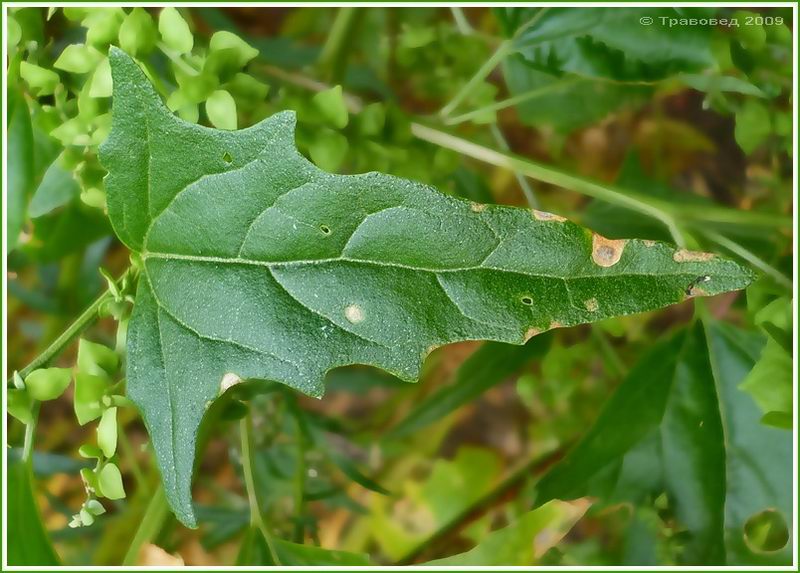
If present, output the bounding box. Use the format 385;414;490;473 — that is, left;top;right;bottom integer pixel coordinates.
101;48;753;526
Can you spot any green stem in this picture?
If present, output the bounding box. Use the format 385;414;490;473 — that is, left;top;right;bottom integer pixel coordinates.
240;411;281;565
450;6;473;34
701;229;793;291
440;40;512;118
255;66;792;233
489;124;538;209
449;9;540;211
156;41;199;76
122;486;168;566
411;122;682;236
440;6;551;119
8;289;113;386
22;402;41;463
445;77;583;125
591;327;626;378
289;405;308;543
317;7;361;83
118;423;148;495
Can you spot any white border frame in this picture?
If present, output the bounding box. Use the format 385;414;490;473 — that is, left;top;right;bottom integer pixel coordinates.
2;2;797;571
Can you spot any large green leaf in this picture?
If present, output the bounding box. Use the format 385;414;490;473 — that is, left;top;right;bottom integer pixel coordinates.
498;7;715;132
100;48;753;527
505;7;714;81
534;321;792;565
7;457;61;566
502;56;648;133
424;500;588;565
8;89;35;253
739;297;792;428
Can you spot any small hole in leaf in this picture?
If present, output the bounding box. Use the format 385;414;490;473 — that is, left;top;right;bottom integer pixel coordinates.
521;296;533;306
320;225;331;235
743;509;789;553
222;152;233;163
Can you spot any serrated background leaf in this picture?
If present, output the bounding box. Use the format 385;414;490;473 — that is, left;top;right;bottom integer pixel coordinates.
534;321;792;565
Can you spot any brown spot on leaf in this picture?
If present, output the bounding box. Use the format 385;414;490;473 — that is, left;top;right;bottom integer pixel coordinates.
643;240;657;247
524;327;542;341
584;298;599;312
533;209;566;222
592;234;626;267
549;321;563;330
470;202;486;213
673;249;716;263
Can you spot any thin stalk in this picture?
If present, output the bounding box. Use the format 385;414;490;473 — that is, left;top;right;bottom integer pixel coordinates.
240;411;281;565
513;7;551;39
450;9;540;211
22;402;41;463
701;229;792;291
317;7;361;83
411;122;681;233
122;486;169;566
440;6;552;118
287;399;309;543
591;327;626;379
8;289;113;386
292;449;306;543
156;41;199;76
489;124;539;209
445;77;583;126
260;64;363;113
450;6;473;34
118;424;148;495
440;40;513;118
255;66;793;233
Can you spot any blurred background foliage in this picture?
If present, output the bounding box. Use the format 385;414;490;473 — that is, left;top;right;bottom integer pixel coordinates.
5;5;794;567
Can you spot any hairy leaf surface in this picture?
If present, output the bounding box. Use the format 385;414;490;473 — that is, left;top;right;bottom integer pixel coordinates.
101;48;753;527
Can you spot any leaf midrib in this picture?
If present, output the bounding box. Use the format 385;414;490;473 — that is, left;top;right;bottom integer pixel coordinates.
141;251;735;281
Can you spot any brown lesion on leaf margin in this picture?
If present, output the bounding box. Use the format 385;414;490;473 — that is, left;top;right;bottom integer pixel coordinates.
673;249;716;263
470;202;487;213
524;327;542;342
591;234;627;267
524;320;564;341
533;209;567;222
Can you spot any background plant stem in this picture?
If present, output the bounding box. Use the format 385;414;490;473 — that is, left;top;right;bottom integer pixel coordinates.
240;410;282;565
317;7;362;83
257;64;789;234
122;486;169;566
8;288;113;386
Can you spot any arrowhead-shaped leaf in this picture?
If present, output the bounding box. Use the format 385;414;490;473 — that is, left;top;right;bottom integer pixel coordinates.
100;48;754;527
